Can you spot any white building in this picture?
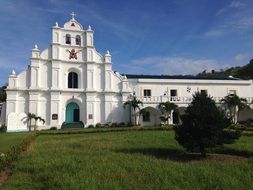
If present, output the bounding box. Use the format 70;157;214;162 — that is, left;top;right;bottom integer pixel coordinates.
1;14;253;131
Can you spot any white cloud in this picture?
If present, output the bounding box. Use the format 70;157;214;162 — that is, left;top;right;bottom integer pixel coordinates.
216;1;245;16
234;53;251;66
204;30;224;37
123;56;226;75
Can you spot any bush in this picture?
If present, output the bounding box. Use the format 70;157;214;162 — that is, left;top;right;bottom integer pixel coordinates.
95;123;102;128
0;124;7;132
118;122;125;127
111;122;118;128
87;124;94;128
174;91;240;157
49;127;57;130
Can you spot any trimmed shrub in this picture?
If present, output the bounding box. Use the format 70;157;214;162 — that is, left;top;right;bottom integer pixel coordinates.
0;124;7;132
49;127;58;130
111;122;118;128
87;124;94;128
118;122;125;127
95;123;102;128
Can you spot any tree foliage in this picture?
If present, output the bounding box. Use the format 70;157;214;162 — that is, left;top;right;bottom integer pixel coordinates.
158;102;178;126
220;94;249;124
25;113;45;131
174;91;240;156
197;59;253;79
0;85;7;103
123;95;143;125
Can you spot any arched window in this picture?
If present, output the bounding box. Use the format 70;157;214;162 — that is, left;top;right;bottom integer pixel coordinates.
76;35;81;45
66;34;71;44
68;72;78;88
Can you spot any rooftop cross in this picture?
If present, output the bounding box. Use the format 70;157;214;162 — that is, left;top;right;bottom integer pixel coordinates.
70;12;76;20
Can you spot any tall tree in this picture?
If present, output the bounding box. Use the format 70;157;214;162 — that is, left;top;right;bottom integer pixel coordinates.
220;94;249;124
123;95;143;126
174;91;240;157
158;101;178;126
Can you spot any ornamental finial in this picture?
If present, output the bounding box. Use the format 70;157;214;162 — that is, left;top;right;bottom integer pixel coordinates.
11;69;16;76
70;12;76;20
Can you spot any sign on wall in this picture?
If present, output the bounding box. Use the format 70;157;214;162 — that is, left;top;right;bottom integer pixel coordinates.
52;114;58;120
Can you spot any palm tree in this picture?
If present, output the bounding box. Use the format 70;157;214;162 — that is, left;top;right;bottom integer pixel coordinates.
34;116;45;131
123;95;143;126
24;113;45;131
158;101;178;126
220;94;249;124
26;113;36;132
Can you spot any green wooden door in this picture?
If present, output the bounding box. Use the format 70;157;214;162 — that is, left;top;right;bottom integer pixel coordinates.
66;102;79;123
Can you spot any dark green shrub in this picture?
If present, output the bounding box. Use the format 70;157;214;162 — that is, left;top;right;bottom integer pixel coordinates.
118;122;125;127
0;124;7;132
87;124;94;128
49;127;57;130
111;122;118;128
174;91;240;157
95;123;102;128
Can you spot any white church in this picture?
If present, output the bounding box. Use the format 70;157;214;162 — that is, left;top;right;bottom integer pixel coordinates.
1;14;253;131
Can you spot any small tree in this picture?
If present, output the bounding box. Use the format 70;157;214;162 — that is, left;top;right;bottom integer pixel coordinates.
174;91;240;157
158;102;178;126
25;113;45;131
221;94;249;124
123;95;143;126
26;113;36;132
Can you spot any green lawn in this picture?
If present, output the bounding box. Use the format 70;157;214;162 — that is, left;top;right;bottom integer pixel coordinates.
1;130;253;190
0;132;29;153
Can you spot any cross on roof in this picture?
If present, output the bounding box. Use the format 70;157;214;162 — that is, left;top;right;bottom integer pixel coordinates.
70;12;76;20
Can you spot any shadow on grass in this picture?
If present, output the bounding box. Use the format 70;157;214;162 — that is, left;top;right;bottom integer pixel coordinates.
115;147;252;162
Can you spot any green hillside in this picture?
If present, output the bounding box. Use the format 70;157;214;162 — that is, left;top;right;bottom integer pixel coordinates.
197;59;253;79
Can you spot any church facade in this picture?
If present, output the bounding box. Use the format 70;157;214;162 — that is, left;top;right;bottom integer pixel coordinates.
1;15;253;131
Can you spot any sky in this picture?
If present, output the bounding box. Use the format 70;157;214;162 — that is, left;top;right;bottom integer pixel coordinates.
0;0;253;86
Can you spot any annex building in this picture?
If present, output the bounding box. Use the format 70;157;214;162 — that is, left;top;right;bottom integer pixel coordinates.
1;14;253;131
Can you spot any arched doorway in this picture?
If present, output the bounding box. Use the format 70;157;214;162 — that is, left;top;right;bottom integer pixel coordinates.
66;102;80;123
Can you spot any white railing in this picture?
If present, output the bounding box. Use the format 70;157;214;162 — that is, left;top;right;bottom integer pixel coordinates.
137;96;253;104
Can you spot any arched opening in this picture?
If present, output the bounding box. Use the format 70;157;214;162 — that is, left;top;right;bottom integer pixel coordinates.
172;111;179;124
66;102;80;123
68;72;78;88
76;35;81;45
139;107;161;126
142;111;150;122
66;34;71;44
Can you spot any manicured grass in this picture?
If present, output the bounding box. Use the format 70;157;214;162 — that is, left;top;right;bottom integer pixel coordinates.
0;132;29;153
2;130;253;190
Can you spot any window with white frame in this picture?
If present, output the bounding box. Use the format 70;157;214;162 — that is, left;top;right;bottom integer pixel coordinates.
229;90;236;95
143;89;151;97
200;89;208;94
170;89;177;97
